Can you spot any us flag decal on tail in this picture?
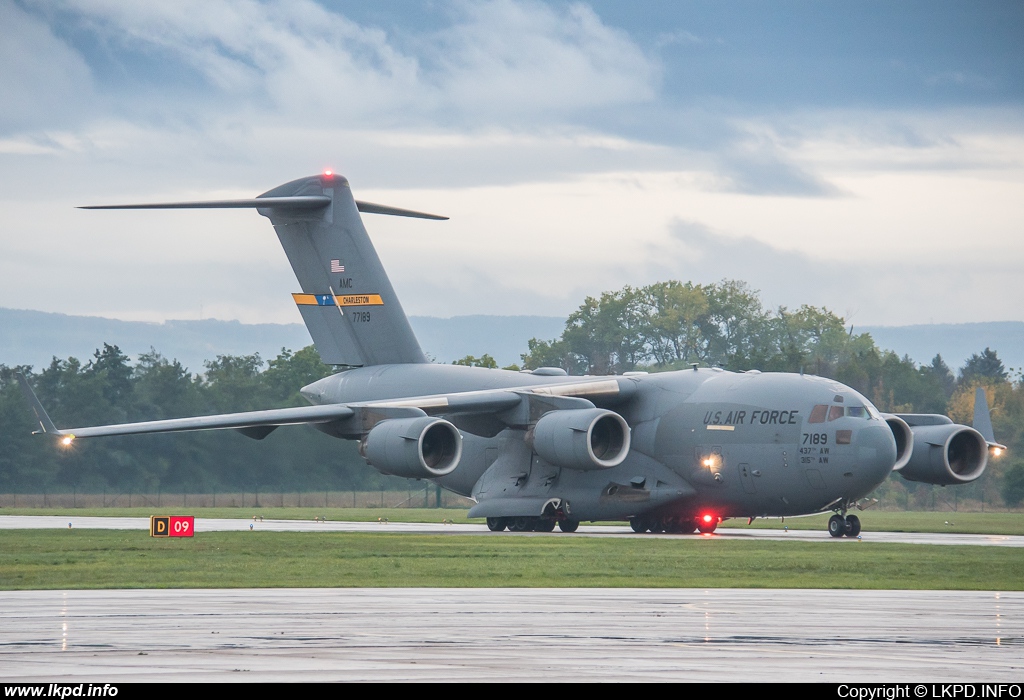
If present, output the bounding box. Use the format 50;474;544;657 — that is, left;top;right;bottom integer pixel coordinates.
330;259;345;273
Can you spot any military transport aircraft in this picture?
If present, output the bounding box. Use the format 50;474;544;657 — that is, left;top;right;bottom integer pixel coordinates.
18;172;1006;536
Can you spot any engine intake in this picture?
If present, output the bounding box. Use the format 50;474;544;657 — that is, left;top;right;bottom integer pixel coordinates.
532;408;630;471
881;414;913;472
897;424;988;485
362;417;462;479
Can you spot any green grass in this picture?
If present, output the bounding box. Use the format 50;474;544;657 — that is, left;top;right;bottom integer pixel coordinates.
0;507;477;523
1;530;1021;591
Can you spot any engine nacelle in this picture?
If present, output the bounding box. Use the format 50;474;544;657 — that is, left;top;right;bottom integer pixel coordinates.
881;414;913;472
897;423;988;485
532;408;630;471
362;417;462;479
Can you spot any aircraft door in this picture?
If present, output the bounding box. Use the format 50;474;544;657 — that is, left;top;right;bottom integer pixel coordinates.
737;462;756;494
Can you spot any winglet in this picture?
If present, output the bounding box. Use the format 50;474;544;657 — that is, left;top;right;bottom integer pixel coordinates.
16;373;64;437
973;386;1006;451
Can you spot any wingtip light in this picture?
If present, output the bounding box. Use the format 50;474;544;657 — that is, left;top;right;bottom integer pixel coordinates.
60;435;75;447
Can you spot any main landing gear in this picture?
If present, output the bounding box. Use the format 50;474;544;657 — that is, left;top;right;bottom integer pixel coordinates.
828;513;861;538
486;516;577;533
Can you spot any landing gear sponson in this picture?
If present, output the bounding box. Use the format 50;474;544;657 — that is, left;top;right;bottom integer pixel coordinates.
487;516;579;533
629;514;720;534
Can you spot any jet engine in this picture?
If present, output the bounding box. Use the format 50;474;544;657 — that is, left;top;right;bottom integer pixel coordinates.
362;416;463;479
881;414;914;472
531;408;630;470
896;423;988;485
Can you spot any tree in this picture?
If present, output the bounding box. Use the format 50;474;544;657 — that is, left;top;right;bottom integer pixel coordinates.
263;346;335;404
1002;462;1024;507
925;354;956;398
703;280;772;368
560;288;650;374
88;343;134;407
453;354;498;369
960;348;1008;384
520;337;580;373
643;280;709;366
202;353;265;411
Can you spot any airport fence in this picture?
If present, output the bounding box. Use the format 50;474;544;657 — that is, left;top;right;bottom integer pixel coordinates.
0;488;474;510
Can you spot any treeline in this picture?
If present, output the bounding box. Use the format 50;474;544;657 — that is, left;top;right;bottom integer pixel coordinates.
0;345;401;494
2;278;1023;506
518;279;1024;507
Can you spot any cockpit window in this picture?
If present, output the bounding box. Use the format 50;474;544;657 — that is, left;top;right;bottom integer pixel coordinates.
808;405;828;423
811;403;877;422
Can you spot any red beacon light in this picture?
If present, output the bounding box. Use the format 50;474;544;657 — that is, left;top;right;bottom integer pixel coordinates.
697;512;719;534
323;169;333;177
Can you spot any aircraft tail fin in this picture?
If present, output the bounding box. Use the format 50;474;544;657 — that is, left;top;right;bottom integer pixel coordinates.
82;173;445;367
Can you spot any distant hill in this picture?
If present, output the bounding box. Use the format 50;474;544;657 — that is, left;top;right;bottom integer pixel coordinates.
2;307;1021;376
411;315;565;367
0;308;564;371
858;322;1024;374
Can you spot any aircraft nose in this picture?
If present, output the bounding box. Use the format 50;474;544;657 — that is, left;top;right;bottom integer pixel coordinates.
857;423;898;482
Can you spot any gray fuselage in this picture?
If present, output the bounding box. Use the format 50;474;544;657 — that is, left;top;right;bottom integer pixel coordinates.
302;364;897;523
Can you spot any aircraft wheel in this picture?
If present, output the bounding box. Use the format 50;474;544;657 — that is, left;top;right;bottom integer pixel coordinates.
558;519;579;533
828;514;846;538
845;514;861;537
666;517;696;534
629;517;646;533
677;519;698;534
509;517;531;532
486;517;507;532
534;519;556;532
696;519;718;535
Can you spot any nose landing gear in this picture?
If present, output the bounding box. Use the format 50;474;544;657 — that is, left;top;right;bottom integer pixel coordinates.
828;512;861;538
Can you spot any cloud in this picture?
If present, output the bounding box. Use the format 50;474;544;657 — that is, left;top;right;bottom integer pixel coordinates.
430;1;658;120
1;2;1022;332
19;0;657;132
651;219;1024;328
0;1;95;132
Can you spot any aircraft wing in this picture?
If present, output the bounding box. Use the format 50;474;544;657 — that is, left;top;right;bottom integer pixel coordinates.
17;373;356;441
357;378;625;414
18;372;630;443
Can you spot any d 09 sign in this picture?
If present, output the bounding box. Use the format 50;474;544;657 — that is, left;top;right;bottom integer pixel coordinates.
150;515;195;538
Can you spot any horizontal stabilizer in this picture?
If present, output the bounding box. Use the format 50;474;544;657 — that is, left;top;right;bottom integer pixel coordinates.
80;197;447;219
354;201;448;220
79;196;331;210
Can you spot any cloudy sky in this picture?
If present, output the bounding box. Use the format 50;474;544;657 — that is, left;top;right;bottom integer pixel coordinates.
1;0;1022;328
